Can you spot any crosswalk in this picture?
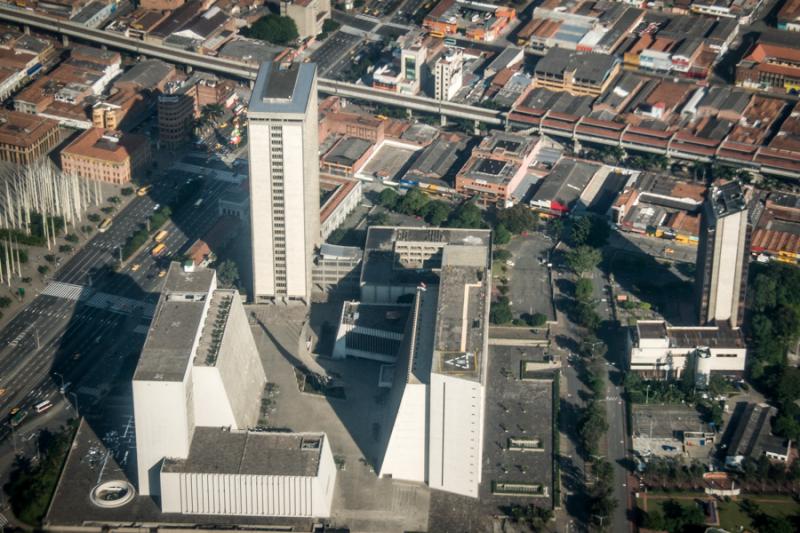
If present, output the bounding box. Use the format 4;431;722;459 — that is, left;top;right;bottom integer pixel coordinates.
42;282;94;301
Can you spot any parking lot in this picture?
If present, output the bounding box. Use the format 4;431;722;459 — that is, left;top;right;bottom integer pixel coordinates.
504;234;557;323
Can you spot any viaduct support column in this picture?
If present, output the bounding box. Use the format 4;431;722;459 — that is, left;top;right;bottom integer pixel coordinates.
440;114;447;127
23;25;30;35
62;34;69;47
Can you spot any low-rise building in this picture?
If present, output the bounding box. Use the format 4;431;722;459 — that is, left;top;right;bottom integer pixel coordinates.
532;48;620;97
0;110;61;165
60;128;151;184
455;131;540;206
281;0;331;40
319;175;362;239
736;39;800;93
627;320;746;381
529;158;603;216
320;136;374;177
424;0;517;42
778;0;800;31
725;403;791;469
751;191;800;264
612;173;706;244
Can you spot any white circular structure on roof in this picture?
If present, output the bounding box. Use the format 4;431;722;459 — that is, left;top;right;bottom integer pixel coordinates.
90;480;136;508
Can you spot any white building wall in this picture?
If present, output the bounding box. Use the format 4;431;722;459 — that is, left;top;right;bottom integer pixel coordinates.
160;435;336;517
629;345;746;376
162;472;315;516
191;366;238;428
215;291;267;428
708;211;743;323
379;382;427;482
428;373;483;498
283;122;309;298
313;434;337;517
133;378;193;496
248;119;276;297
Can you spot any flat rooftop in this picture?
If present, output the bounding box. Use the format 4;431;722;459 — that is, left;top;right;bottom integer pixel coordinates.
431;243;490;382
45;420;314;529
636;320;745;348
133;263;215;382
632;404;711;440
709;181;747;219
162;428;325;477
248;61;316;116
361;226;491;286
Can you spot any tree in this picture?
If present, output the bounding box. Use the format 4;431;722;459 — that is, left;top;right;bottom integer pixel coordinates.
493;223;511;245
493;249;512;262
243;15;299;45
661;499;705;533
37;265;49;275
0;296;11;308
321;18;340;35
566;245;602;275
378;188;399;208
496;204;537;234
121;187;134;196
490;300;513;324
574;277;594;302
217;260;240;289
448;201;483;229
528;312;547;327
397;188;429;215
424;200;450;226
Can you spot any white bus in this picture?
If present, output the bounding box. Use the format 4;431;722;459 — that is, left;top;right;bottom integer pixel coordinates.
34;400;53;413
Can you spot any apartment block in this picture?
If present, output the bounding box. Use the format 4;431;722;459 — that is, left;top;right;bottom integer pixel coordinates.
0;110;61;165
281;0;331;40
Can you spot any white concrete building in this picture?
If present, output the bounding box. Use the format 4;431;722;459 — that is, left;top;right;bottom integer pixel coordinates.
696;181;750;328
133;263;336;517
248;62;320;303
434;48;464;101
161;429;336;517
628;321;746;381
347;227;492;498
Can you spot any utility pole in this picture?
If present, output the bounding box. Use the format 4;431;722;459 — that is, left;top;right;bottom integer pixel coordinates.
34;328;40;349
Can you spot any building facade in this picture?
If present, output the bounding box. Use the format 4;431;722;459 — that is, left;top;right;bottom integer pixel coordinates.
60;128;151;184
434;48;464;101
280;0;331;40
0;110;60;164
247;62;320;303
695;181;750;327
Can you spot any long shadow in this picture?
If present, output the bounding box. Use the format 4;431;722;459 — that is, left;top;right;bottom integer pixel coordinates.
602;243;695;326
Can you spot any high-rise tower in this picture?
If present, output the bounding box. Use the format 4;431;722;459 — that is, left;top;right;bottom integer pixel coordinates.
247;62;320;303
695;181;750;328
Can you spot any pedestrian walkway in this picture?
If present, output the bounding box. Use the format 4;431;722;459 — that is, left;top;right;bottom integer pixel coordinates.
42;282;94;302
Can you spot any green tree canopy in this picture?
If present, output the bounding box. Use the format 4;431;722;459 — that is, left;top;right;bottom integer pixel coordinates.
493;223;511;245
378;188;399;208
448;201;483;229
243;15;299;45
574;277;594;302
566;245;602;275
424;200;450;226
496;204;537;234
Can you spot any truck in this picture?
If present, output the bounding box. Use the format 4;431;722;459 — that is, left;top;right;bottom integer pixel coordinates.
136;185;152;197
151;243;167;258
153;230;168;243
98;218;112;232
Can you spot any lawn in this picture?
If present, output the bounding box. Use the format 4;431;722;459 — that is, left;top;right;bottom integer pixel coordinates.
637;492;800;532
717;497;800;531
